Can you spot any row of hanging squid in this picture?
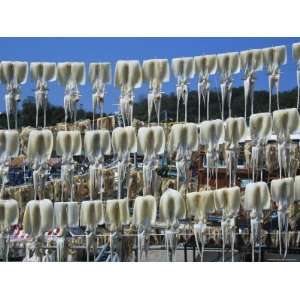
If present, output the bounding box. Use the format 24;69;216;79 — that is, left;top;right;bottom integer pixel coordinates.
1;41;300;262
2;168;300;262
1;105;300;261
1;43;300;132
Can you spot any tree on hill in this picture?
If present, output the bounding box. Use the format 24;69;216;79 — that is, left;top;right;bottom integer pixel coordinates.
0;87;298;129
0;97;98;129
133;87;298;123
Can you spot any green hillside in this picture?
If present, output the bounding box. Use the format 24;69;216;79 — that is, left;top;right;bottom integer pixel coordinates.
0;87;298;128
133;87;299;123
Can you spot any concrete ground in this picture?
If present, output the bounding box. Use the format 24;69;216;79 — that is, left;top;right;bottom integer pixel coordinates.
131;246;300;262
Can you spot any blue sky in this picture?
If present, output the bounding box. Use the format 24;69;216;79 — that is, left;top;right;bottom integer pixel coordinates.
0;37;299;114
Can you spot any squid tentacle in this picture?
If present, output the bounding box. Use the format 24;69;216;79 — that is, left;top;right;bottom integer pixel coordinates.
194;223;206;262
165;229;177;262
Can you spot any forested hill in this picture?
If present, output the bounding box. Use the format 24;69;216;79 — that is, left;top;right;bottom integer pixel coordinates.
0;97;95;128
133;87;299;123
0;87;298;128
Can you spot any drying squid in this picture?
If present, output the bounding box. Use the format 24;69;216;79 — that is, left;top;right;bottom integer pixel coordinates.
292;43;300;110
137;126;165;196
30;62;57;128
272;108;300;178
294;176;300;202
132;195;157;261
57;62;85;128
56;130;82;202
214;187;240;261
217;52;240;120
249;113;272;181
186;190;215;261
0;130;19;261
194;54;217;122
240;49;263;118
112;126;137;199
0;61;28;129
168;123;198;191
160;188;186;261
224;117;247;186
262;45;287;112
171;57;195;123
23;199;54;261
199;119;224;188
88;62;112;128
0;199;19;261
114;60;142;126
84;129;111;201
105;198;130;260
271;177;295;258
142;59;169;125
27;129;53;201
80;200;104;261
244;181;271;261
54;202;80;261
0;130;19;197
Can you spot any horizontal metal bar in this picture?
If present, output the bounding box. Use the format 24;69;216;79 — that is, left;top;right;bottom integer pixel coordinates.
8;230;291;242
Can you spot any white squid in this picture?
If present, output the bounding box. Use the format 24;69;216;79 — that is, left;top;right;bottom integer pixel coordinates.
23;199;53;261
214;187;240;261
244;181;271;261
292;43;300;110
262;45;287;112
105;199;130;260
56;131;82;202
114;60;142;126
159;188;186;261
168;123;198;191
199;119;224;188
272;108;300;178
30;62;57;128
194;54;217;122
240;49;263;118
142;59;169;125
294;175;300;202
54;202;80;261
132;195;157;261
88;62;112;128
271;177;295;258
27;129;53;201
57;62;85;129
186;190;215;261
0;199;19;261
84;129;111;201
171;57;195;123
112;126;137;199
80;200;104;261
0;130;19;197
0;130;19;261
249;113;272;181
217;52;240;120
224;117;247;187
137;126;165;196
0;61;28;129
